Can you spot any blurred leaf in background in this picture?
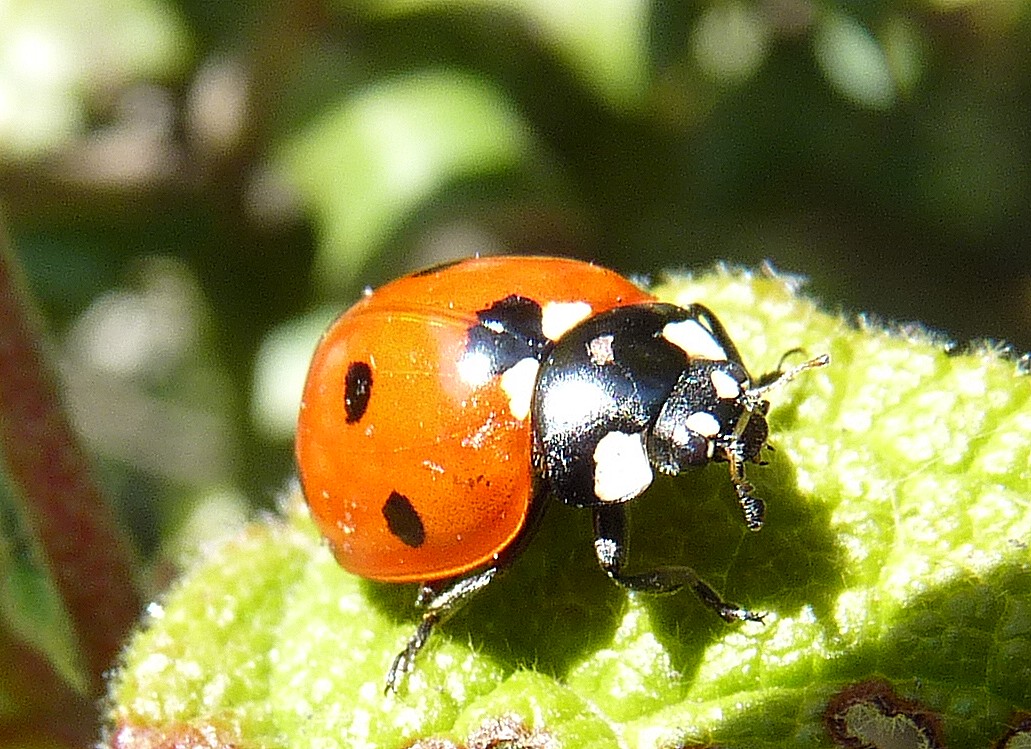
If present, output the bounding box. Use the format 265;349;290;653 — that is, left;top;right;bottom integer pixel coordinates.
0;0;191;159
276;69;535;289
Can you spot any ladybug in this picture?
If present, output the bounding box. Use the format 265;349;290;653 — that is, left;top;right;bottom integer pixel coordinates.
296;256;827;693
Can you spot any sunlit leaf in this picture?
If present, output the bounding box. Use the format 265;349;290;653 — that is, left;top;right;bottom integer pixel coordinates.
109;269;1031;747
814;12;895;110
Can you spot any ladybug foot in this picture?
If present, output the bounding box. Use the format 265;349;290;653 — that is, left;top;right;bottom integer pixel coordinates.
385;616;434;695
714;604;766;624
385;643;417;695
384;568;501;694
691;575;765;624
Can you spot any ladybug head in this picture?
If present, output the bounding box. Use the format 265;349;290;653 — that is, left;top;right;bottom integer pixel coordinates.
646;359;767;475
647;352;828;531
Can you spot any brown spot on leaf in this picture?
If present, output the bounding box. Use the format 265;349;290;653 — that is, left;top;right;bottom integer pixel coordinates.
405;715;554;749
106;720;240;749
824;679;945;749
468;715;555;749
993;711;1031;749
405;740;460;749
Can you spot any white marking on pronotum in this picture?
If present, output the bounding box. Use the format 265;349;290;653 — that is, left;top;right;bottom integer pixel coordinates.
684;411;721;437
588;334;615;366
537;376;610;434
710;369;741;399
500;357;540;421
542;301;593;341
662;319;728;361
593;431;654;503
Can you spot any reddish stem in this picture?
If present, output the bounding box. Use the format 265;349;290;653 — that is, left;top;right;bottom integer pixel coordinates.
0;226;142;697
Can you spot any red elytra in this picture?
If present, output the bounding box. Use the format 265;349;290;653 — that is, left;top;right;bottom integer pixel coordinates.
296;256;653;583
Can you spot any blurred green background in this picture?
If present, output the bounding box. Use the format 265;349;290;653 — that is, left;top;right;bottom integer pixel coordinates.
2;0;1028;568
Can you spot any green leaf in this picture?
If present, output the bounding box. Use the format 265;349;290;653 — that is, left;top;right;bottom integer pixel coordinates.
691;2;770;84
250;308;339;441
107;268;1031;748
814;12;896;110
0;477;89;697
0;232;141;707
0;0;191;159
275;71;533;289
347;0;651;108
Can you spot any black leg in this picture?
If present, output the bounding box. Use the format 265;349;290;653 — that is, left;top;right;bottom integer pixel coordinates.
385;566;498;694
384;487;550;694
726;448;766;531
592;505;764;623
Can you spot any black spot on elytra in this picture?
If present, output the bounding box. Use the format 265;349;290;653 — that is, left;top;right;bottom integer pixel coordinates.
344;361;372;424
382;491;426;548
466;295;547;377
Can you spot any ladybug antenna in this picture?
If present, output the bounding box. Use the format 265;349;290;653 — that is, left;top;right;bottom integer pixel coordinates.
731;351;829;531
747;352;830;402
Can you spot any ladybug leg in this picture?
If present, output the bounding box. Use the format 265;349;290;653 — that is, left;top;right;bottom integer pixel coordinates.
385;566;499;695
592;505;764;624
414;584;437;607
726;444;766;531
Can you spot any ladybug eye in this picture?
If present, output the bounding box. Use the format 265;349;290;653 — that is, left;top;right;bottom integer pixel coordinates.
344;361;373;424
648;412;714;473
